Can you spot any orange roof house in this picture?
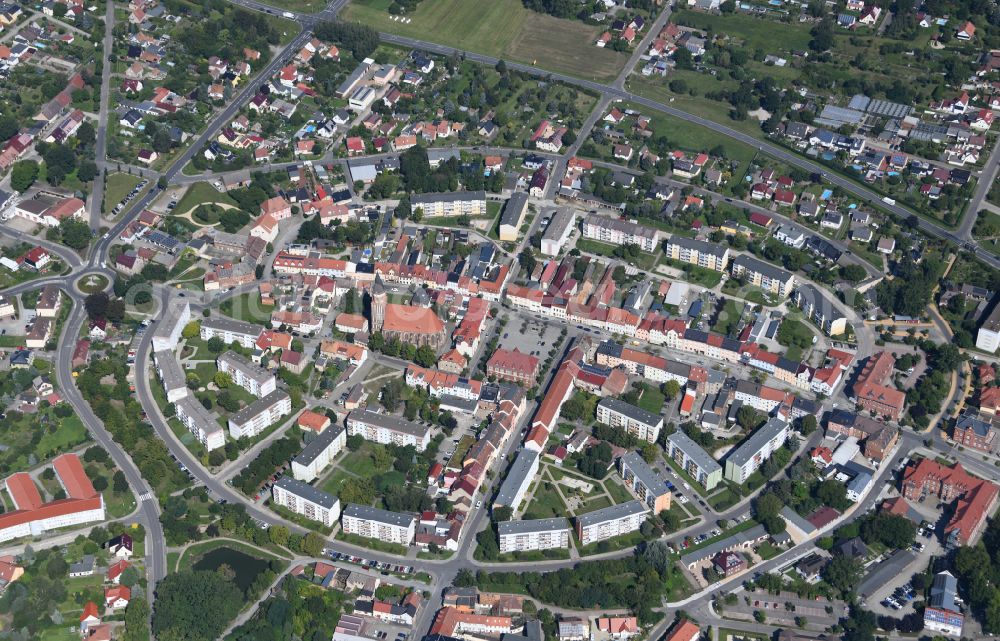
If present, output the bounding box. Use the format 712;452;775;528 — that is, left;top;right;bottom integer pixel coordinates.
297;410;331;433
663;619;700;641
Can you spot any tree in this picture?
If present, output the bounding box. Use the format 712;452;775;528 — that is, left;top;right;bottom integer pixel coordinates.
518;247;537;274
123;597;150;641
810;19;835;52
84;292;109;320
113;471;129;493
153;571;244;641
60;219;93;250
641;443;659;464
214;372;232;388
182;322;200;339
823;556;862;596
76;121;96;146
10;160;39;192
799;414;817;436
77;160;98;183
661;380;680;400
268;525;290;547
301;532;325;557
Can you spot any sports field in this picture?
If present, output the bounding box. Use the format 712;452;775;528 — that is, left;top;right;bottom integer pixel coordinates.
343;0;629;82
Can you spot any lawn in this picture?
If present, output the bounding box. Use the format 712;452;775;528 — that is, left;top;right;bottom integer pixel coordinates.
635;384;665;414
36;416;88;458
605;479;634;505
220;292;275;325
341;442;382;478
712;299;743;336
343;0;629;83
102;173;143;216
175;181;238;216
707;487;739;511
251;0;325;11
661;257;723;288
575;527;646;556
523;479;567;519
447;435;476;469
575;238;659;271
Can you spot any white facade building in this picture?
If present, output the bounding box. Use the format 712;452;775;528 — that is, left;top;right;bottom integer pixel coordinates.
342;504;416;545
498;518;571;553
291;426;347;482
272;477;341;527
228;389;292;440
217;351;276;397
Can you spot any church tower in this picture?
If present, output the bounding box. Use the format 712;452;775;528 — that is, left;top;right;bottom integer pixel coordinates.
370;274;387;332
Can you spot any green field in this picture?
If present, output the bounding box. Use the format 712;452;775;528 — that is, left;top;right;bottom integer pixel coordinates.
103;173;144;215
523;480;567;519
220;292;274;324
343;0;629;83
175;182;239;216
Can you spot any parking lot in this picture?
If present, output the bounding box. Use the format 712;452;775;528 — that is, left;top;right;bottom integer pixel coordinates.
498;315;564;362
863;526;941;616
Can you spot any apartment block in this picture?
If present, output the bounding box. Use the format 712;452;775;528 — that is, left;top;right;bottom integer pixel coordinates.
152;300;190;352
342;503;416;545
345;409;430;451
492;448;539;510
792;285;847;336
152;350;188;403
596;397;663;443
497;518;571;553
174;394;226;451
582;214;659;252
618;451;671;513
292;426;347;482
200;316;262;348
723;418;789;484
575;500;649;546
272;477;340;527
228;389;292;440
217;351;276;397
540;208;576;256
731;255;795;298
666;430;723;491
410;191;487;217
663;237;730;271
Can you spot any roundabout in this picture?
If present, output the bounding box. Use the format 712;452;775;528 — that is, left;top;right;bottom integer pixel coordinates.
75;272;111;295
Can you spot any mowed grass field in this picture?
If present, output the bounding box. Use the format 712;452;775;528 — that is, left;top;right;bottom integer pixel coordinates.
343;0;629;82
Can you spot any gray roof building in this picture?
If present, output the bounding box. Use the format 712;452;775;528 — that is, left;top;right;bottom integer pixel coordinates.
347;409;429;438
598;397;662;428
343;503;415;528
294;425;346;467
497;518;571;536
493;448;539;508
410;190;486;205
275;476;339;510
726;418;789;468
201;315;261;337
230;389;291;425
575;500;648;528
666;430;723;476
218;350;273;385
666;236;730;258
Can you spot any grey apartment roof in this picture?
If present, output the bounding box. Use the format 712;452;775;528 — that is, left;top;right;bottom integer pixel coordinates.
294;425;346;467
498;517;571;536
667;430;722;475
732;255;794;283
218;350;272;384
584;213;657;240
201;315;262;337
275;476;339;510
680;524;767;564
336;60;370;96
343;503;415;528
981;302;1000;333
410;190;486;204
726;418;788;467
598;397;661;428
346;409;429;438
541;208;575;243
230;389;290;426
500;192;529;227
494;448;539;507
930;571;959;611
619;451;669;496
176;394;223;436
666;236;729;258
153;300;189;342
575;499;648;528
154;350;186;390
794;285;845;320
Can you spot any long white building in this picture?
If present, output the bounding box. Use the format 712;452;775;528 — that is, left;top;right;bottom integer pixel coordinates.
175;394;226;451
152;301;190;352
345;409;430;451
410;191;487;217
200;316;262;348
272;477;341;527
498;518;571;553
492;448;539;511
342;504;416;545
228;389;292;440
217;351;276;397
153;349;188;403
596;398;663;444
582;214;658;251
575;500;649;546
292;426;346;482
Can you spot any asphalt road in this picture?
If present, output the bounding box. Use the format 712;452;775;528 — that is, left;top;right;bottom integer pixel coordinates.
89;0;116;230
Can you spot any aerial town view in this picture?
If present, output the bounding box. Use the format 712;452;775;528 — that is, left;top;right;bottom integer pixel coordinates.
0;0;999;639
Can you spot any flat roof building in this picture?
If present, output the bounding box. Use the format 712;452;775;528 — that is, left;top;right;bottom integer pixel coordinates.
217;350;276;397
575;500;648;546
666;430;723;491
497;518;571;553
540;208;576;257
493;448;539;511
228;389;292;440
345;409;430;451
292;426;347;483
272;477;340;527
200;316;262;348
152;301;190;352
342;503;416;545
596;397;663;443
175;394;226;451
724;418;790;484
618;451;671;513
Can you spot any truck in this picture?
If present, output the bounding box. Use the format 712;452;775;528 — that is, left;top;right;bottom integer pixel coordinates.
882;196;896;206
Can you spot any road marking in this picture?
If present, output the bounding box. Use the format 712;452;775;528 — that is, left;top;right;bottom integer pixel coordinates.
138;492;154;501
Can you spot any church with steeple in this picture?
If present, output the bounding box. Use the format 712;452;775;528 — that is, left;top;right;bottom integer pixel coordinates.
368;275;448;350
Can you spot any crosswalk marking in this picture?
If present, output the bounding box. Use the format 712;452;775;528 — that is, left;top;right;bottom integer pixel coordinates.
138;492;153;502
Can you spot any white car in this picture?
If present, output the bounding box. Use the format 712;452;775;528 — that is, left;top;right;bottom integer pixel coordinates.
678;495;689;504
475;500;482;509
